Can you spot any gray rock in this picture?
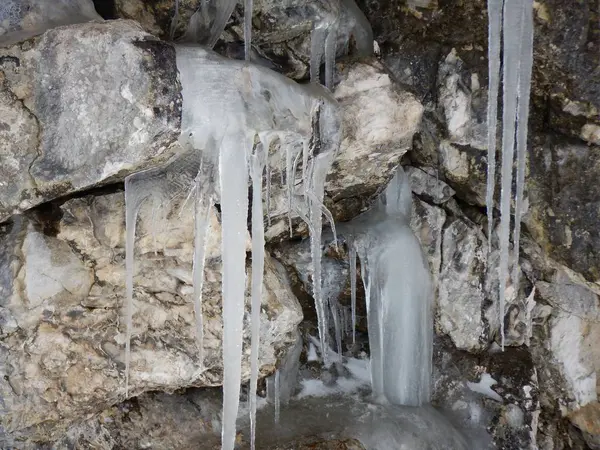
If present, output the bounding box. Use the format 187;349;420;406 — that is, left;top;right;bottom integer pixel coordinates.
438;219;487;352
526;134;600;282
0;189;302;445
0;20;182;223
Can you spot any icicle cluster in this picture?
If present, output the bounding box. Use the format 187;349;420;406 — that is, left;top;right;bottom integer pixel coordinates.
123;1;376;448
486;0;534;349
123;44;342;449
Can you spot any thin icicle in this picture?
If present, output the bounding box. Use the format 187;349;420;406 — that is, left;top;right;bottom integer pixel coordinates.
498;0;524;350
324;24;338;89
330;296;343;355
123;184;145;398
512;0;534;290
220;132;250;450
310;26;327;84
286;145;295;237
169;0;180;41
191;159;215;362
349;242;357;345
244;0;253;61
274;370;281;424
248;137;267;450
486;0;502;252
207;0;237;48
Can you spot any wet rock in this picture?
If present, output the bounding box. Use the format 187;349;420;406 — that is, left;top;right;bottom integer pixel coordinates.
0;21;182;223
0;189;302;445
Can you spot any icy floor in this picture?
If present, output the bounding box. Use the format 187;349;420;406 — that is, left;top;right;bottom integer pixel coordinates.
192;351;492;449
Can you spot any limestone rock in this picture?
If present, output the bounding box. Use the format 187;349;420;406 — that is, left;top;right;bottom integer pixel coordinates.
0;189;302;445
438;218;487;352
0;20;182;223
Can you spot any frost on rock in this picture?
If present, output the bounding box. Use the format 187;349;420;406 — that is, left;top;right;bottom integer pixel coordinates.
0;0;101;46
124;45;341;449
486;0;534;348
340;167;433;406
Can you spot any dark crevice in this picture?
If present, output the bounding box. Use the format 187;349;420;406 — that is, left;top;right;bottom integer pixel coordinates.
92;0;118;20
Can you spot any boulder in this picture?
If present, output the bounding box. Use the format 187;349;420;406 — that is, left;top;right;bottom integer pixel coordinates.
0;189;302;445
0;20;182;223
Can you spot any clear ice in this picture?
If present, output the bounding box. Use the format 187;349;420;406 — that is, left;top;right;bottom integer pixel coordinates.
0;0;101;47
341;168;433;406
486;0;534;349
124;44;342;449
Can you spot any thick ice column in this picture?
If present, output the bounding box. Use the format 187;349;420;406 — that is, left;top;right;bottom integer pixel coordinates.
219;131;250;450
485;0;503;252
498;0;523;350
512;0;534;289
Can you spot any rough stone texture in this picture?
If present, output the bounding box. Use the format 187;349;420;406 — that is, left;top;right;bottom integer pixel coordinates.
327;60;424;219
526;134;600;282
438;218;487;352
0;190;302;445
0;20;182;223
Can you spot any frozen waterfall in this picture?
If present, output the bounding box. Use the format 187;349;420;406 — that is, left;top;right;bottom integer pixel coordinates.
342;168;433;406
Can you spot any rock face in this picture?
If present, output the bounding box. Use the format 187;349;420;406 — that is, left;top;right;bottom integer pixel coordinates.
0;190;302;445
0;20;182;222
0;0;599;448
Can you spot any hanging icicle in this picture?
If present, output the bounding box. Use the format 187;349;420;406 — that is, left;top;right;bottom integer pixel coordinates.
248;135;267;450
486;0;534;349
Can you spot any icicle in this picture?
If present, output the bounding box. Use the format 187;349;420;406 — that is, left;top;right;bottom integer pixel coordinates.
244;0;253;61
511;0;534;290
219;131;250;450
191;155;216;362
182;0;236;48
123;182;144;398
324;23;338;89
340;167;432;406
349;242;357;345
169;0;180;41
286;145;295;237
274;370;281;424
498;0;524;351
207;0;237;48
248;136;266;450
330;296;343;355
341;0;374;56
485;0;502;252
310;26;327;84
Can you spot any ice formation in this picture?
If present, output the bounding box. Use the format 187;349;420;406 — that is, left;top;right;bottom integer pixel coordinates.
309;0;374;88
342;168;433;406
124;44;341;449
173;0;372;87
179;0;238;48
486;0;534;348
0;0;101;46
